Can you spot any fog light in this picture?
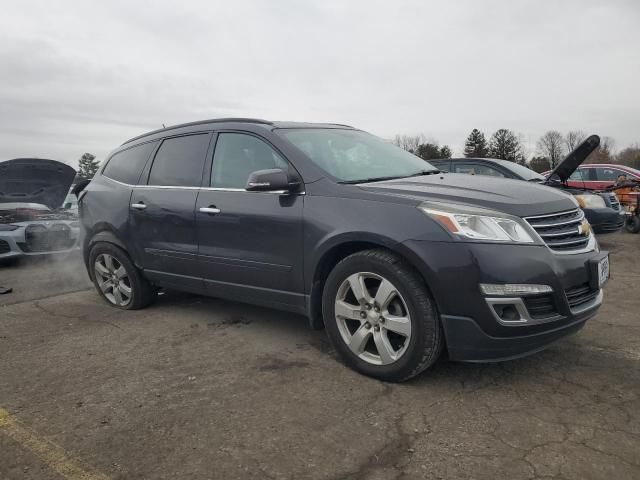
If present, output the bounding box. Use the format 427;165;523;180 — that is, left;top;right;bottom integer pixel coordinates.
480;284;553;296
492;304;521;321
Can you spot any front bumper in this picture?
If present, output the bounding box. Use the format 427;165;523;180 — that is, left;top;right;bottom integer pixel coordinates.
584;207;625;233
0;224;80;259
400;239;605;362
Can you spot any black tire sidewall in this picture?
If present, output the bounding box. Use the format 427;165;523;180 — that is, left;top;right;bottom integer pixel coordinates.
625;216;640;234
322;251;440;381
88;242;150;310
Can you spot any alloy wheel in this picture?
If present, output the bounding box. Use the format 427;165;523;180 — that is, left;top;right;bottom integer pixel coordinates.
94;253;132;307
334;272;412;365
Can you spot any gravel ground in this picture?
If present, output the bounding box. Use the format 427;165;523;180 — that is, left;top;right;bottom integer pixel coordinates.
0;232;638;480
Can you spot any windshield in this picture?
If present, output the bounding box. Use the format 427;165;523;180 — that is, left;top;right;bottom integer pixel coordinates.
493;159;545;181
278;128;437;182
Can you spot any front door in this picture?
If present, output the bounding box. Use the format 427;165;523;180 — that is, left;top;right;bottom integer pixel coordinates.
195;132;305;311
130;132;212;291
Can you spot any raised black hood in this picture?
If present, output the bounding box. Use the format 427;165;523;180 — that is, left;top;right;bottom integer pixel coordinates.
0;159;77;210
545;134;600;183
359;172;577;218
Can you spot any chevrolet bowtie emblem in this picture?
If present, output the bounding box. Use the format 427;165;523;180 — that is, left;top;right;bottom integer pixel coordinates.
578;221;591;236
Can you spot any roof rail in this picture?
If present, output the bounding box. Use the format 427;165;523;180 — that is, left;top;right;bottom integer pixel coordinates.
121;118;273;146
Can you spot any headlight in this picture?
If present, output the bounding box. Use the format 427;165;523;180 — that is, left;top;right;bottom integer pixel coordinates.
418;202;537;243
575;194;606;209
0;224;20;231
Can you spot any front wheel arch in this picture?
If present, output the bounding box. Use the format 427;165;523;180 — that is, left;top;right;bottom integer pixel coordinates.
308;238;442;330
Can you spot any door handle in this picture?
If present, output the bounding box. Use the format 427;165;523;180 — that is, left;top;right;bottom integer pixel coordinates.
199;206;221;215
131;202;147;210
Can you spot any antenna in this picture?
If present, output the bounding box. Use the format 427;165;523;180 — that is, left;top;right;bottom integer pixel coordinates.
162;123;166;128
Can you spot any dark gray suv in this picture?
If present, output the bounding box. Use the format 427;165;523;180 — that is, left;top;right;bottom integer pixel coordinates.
80;118;609;381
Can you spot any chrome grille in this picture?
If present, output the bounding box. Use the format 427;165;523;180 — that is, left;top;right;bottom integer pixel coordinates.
525;209;590;252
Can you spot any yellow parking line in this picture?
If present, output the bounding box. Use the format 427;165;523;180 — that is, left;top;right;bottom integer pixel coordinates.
0;407;110;480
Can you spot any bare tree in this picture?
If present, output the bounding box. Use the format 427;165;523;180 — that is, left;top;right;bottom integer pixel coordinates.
585;136;615;164
564;130;587;152
537;131;565;168
617;144;640;169
393;134;425;154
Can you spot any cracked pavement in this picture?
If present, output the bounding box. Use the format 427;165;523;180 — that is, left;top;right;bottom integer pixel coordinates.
0;232;639;479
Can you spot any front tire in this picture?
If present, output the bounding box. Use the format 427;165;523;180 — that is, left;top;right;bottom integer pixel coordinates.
89;242;156;310
322;249;444;382
625;216;640;234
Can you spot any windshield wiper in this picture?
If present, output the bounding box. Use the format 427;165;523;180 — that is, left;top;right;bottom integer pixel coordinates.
407;170;441;177
338;170;441;185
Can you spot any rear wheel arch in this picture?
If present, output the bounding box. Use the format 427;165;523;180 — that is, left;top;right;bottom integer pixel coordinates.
84;228;129;277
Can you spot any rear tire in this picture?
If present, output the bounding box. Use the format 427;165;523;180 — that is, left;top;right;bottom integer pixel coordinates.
89;242;156;310
322;249;444;382
625;216;640;234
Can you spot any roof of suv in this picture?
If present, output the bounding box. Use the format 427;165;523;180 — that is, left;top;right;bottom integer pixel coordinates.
121;118;355;146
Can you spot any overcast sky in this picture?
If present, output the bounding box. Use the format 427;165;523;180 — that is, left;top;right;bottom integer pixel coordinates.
1;0;639;168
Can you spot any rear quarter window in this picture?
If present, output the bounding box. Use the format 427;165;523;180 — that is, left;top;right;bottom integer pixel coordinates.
102;141;158;185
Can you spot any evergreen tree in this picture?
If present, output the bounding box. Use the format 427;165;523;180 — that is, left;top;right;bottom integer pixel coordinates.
488;129;525;163
415;143;442;160
529;156;551;173
77;153;100;180
463;129;488;158
439;145;452;158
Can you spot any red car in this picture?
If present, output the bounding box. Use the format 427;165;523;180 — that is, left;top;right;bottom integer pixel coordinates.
543;164;640;190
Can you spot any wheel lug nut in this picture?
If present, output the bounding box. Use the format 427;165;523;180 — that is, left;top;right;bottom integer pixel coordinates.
374;325;380;332
374;306;380;312
360;311;366;319
364;322;371;329
366;304;372;310
380;317;385;323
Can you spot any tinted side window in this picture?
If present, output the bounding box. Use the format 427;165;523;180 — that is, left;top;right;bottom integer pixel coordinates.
211;133;287;188
594;167;624;182
148;134;210;187
429;161;450;172
102;141;157;185
453;163;506;177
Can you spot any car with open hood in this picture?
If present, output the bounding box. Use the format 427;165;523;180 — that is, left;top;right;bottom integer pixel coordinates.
80;119;608;382
430;136;625;234
0;158;81;260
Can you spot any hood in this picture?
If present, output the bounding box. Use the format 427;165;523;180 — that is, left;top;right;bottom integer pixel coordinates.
0;158;77;210
545;135;600;183
359;172;577;218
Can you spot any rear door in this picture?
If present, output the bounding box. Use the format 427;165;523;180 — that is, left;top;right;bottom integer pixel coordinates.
195;131;305;311
130;132;212;291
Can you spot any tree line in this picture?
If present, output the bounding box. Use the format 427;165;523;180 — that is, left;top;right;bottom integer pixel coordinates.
394;129;640;173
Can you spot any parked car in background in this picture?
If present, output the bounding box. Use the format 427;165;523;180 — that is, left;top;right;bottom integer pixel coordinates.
0;158;81;261
80;118;608;382
543;163;640;190
430;139;625;234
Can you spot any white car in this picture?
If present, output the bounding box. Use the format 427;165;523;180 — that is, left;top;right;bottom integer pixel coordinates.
0;159;81;260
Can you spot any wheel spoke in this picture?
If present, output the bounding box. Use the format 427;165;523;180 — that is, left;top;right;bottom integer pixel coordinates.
373;330;396;365
383;314;411;337
113;287;124;305
374;279;397;309
98;280;112;293
104;255;115;273
118;282;132;299
335;300;361;320
95;261;109;277
348;324;371;355
114;265;127;280
347;273;371;305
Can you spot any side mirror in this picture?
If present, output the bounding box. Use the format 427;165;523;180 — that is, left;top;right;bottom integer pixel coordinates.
246;169;290;192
